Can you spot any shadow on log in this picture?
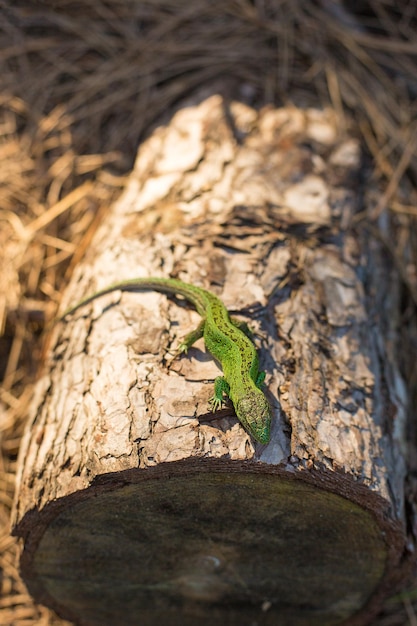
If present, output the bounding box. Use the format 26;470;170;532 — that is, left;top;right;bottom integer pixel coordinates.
12;97;414;625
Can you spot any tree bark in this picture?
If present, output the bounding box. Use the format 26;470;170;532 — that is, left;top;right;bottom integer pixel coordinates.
12;96;413;626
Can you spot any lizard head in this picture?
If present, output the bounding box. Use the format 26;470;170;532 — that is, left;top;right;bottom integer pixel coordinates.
236;390;271;444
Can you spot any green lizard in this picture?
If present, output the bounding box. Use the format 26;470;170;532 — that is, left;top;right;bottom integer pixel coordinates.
61;277;271;444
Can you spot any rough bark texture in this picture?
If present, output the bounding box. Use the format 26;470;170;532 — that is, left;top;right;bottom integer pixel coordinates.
12;96;412;626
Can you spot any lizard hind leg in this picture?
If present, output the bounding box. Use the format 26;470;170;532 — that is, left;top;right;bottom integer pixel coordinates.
208;376;230;412
177;319;206;354
230;316;253;338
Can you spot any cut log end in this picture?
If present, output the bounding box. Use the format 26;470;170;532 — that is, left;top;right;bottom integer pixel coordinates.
15;460;407;626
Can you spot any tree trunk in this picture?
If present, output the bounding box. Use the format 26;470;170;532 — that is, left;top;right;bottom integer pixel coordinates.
12;96;413;626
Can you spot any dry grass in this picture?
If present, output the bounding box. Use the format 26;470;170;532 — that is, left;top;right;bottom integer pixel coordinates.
0;1;416;624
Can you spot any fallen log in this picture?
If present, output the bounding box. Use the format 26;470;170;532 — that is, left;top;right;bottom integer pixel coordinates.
12;96;413;626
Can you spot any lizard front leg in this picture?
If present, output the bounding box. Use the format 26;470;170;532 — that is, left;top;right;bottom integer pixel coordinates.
256;370;266;388
208;376;230;411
